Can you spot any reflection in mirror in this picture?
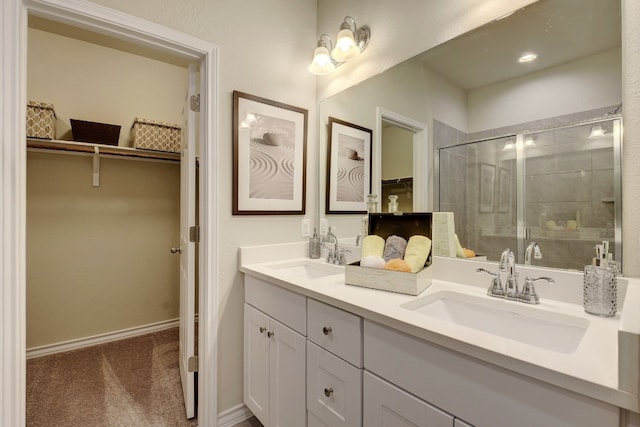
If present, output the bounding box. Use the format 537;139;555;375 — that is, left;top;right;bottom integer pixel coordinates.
318;0;621;271
438;117;622;270
382;122;414;213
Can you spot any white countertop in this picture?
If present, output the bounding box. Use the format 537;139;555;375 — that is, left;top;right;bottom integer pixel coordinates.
239;242;640;412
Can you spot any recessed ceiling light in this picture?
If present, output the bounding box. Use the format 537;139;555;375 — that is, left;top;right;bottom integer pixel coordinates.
518;52;538;63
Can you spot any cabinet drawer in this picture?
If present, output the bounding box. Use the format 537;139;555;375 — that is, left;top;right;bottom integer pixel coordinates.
307;341;362;427
364;320;619;427
245;275;306;335
363;371;453;427
307;298;362;367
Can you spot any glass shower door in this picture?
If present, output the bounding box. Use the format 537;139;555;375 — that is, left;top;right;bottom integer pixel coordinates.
522;118;621;270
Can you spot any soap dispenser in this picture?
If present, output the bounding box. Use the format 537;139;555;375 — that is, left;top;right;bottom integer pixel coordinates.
309;228;321;259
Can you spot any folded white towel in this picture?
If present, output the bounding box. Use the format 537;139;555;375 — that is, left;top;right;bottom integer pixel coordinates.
360;256;386;269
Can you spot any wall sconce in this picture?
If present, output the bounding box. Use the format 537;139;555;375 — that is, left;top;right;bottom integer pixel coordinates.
588;125;606;139
309;16;370;75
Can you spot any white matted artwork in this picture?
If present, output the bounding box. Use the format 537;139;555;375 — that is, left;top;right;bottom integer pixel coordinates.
326;117;372;213
233;91;307;214
479;163;496;213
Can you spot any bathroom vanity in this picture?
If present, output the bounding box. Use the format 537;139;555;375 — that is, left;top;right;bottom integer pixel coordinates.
239;242;640;427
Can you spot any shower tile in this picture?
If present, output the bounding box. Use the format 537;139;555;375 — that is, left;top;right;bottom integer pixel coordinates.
555;150;592;173
591;201;615;228
591;169;614;201
553;171;591;202
592;148;614;170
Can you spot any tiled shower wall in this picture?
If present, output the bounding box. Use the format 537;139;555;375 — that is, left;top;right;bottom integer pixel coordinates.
434;120;469;247
435;106;619;267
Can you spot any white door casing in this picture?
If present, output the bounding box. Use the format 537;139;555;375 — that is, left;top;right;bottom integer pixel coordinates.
1;1;219;426
179;63;198;419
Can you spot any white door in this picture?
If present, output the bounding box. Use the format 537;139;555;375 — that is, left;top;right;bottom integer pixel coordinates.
179;63;198;419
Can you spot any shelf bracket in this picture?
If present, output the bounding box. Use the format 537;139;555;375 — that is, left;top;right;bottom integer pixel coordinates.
93;146;100;187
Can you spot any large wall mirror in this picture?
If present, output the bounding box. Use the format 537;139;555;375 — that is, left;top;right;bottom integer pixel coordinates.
318;0;622;271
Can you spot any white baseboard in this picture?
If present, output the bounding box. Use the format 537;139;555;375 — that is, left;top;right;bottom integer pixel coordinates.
217;403;254;427
26;318;180;359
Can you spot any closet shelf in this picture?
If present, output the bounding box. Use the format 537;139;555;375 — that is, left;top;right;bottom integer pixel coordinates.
27;138;180;162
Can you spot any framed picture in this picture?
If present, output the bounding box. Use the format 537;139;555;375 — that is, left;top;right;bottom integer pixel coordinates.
479;163;496;213
498;167;510;213
232;91;308;215
326;117;372;214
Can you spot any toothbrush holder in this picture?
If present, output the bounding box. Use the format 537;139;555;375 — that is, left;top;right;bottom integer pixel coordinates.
583;265;617;317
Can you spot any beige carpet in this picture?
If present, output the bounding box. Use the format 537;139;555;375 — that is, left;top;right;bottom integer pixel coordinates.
27;327;198;427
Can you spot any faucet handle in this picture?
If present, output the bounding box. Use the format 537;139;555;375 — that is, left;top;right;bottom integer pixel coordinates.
521;276;555;304
476;268;504;297
338;249;351;265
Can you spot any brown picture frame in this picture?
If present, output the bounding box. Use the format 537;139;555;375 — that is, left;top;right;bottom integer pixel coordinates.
232;91;308;215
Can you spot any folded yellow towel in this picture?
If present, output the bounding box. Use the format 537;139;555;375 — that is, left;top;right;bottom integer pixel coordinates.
404;235;432;272
454;233;466;258
362;235;385;258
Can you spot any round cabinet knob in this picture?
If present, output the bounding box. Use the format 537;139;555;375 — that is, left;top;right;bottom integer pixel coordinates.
170;246;182;254
267;331;275;338
259;327;266;334
322;326;332;336
324;387;334;397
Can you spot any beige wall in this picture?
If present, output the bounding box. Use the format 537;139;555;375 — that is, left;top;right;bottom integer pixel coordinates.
26;27;188;348
27;152;180;348
82;0;319;413
28;27;188;146
382;125;413;180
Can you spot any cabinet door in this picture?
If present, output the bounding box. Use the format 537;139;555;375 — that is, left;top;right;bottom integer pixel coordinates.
363;371;453;427
307;341;362;427
244;304;270;425
270;316;306;427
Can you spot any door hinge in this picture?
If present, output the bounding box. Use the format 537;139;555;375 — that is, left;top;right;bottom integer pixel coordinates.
188;356;198;373
190;94;200;112
189;226;200;243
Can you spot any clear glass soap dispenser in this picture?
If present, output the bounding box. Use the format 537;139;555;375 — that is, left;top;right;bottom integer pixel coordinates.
309;228;321;259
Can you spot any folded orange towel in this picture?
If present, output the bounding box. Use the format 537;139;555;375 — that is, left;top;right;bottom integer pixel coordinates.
384;258;412;272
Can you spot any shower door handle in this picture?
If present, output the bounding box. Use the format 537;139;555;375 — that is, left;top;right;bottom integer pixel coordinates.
170;246;182;254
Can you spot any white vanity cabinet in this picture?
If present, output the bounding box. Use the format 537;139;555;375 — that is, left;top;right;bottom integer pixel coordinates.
244;276;306;427
364;320;619;427
306;299;363;427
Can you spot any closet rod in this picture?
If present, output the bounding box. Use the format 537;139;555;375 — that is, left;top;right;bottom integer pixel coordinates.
27;138;180;162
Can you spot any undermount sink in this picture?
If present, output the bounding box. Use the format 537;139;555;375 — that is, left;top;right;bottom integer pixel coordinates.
402;290;590;353
266;259;344;280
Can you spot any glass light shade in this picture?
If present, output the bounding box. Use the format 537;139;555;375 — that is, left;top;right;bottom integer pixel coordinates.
589;125;606;139
502;140;515;151
331;29;360;62
308;46;335;75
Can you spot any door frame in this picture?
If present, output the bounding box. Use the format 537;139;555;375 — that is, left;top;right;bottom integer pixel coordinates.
0;0;219;425
374;107;430;211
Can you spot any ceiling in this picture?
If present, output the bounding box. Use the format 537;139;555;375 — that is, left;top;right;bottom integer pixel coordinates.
417;0;621;90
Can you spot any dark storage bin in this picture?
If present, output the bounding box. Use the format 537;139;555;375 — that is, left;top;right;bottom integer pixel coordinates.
70;119;120;145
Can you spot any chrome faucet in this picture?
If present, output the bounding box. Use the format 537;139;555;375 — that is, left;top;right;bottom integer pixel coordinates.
323;227;340;264
499;248;519;298
525;241;542;266
476;247;555;304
